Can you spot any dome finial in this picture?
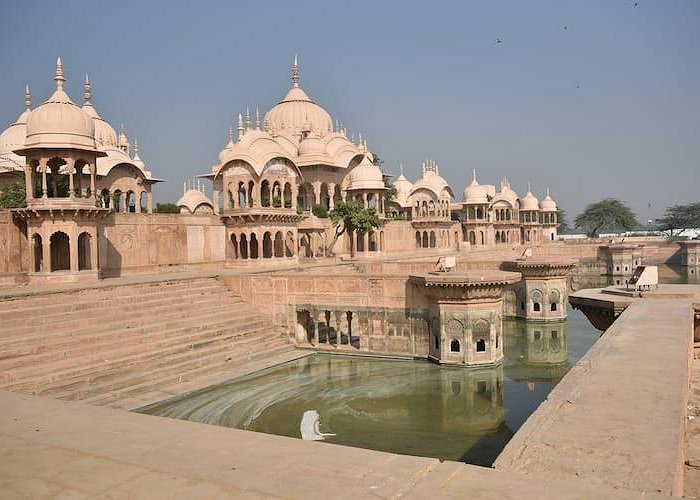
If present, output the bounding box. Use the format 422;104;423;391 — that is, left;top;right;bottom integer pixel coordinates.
472;168;477;183
292;54;300;87
255;107;260;129
527;181;531;193
55;57;65;90
237;113;244;139
245;107;251;129
24;84;31;109
400;163;404;176
546;187;550;197
83;73;92;104
133;138;140;160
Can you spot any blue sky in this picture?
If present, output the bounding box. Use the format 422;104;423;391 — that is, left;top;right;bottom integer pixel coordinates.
1;0;698;221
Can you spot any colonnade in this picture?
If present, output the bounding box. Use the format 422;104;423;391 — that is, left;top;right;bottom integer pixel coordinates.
412;199;450;219
25;157;96;203
296;309;361;349
29;227;96;274
229;229;296;260
414;229;452;249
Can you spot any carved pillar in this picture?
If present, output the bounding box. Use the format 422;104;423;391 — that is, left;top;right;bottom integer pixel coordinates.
312;181;321;207
362;192;368;208
41;162;48;198
90;164;96;199
43;235;51;273
24;162;34;201
328;183;336;209
69;229;77;272
213;189;220;214
147;191;153;213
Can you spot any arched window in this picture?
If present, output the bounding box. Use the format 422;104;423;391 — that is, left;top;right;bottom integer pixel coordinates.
476;339;486;352
32;234;43;272
473;320;489;353
263;232;273;258
534;302;541;312
230;234;239;260
249;233;259;259
551;303;557;311
416;231;421;248
450;339;460;352
429;231;436;248
101;189;110;208
78;232;92;270
469;231;476;245
274;231;283;257
285;231;294;258
239;234;248;259
50;231;70;272
434;335;439;350
422;231;429;248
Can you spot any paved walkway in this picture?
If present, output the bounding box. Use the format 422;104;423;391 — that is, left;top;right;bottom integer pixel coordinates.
0;391;664;499
494;297;694;496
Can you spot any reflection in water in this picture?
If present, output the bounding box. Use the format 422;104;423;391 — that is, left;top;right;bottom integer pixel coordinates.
142;305;601;465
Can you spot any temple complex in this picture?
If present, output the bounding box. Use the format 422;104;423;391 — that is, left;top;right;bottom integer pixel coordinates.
0;57;561;283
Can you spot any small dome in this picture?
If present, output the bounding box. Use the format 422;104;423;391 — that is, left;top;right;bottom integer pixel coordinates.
521;189;540;211
177;188;213;215
394;169;413;205
493;178;519;207
347;155;385;190
0;86;32;165
24;59;96;151
540;190;557;212
463;170;488;204
298;133;327;155
410;160;454;200
263;58;333;136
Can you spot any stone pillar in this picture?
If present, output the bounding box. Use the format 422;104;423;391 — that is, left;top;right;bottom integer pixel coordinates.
69;229;77;272
136;194;142;214
312;181;322;207
147;192;153;213
291;184;298;211
41;164;48;198
90;164;96;199
362;193;368;208
24;163;34;201
213;190;220;214
67;163;74;198
328;183;335;209
43;235;51;273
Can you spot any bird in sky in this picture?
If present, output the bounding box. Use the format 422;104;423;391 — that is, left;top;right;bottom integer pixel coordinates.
496;38;502;44
563;26;568;30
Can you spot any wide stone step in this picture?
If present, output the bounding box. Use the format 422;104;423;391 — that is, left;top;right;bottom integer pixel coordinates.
3;323;276;392
1;291;244;338
0;280;228;319
0;278;224;312
0;300;258;355
83;340;294;408
0;312;267;381
39;330;289;401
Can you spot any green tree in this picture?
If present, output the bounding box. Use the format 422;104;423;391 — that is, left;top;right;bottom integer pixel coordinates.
0;182;27;209
574;198;638;237
384;180;398;200
312;203;328;218
327;200;381;257
154;202;180;214
557;208;570;233
655;202;700;236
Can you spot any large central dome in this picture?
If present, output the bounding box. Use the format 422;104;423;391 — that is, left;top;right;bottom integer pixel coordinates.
263;56;333;136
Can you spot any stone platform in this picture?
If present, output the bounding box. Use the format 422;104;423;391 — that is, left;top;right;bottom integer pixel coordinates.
0;390;665;499
496;285;700;496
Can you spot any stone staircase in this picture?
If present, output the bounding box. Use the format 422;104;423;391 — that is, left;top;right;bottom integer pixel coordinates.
0;276;293;408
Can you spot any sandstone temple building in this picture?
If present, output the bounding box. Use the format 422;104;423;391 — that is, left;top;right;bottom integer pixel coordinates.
0;57;559;283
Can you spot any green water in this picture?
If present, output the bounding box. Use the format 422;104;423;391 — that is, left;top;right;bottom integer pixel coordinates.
140;265;696;464
141;306;598;465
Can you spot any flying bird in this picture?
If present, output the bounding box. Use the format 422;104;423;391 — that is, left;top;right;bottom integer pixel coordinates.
496;38;502;44
563;26;567;30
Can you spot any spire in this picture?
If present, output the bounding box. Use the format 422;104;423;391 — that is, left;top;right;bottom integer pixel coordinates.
133;138;141;160
245;107;251;129
472;168;477;183
292;54;300;87
227;126;235;147
54;57;65;90
24;84;31;110
358;132;363;147
183;181;187;195
255;107;260;129
83;73;92;104
237;113;244;139
527;181;531;193
400;163;404;176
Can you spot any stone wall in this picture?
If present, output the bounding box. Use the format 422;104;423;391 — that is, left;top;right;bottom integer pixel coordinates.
222;270;432;357
0;210;28;283
99;214;226;277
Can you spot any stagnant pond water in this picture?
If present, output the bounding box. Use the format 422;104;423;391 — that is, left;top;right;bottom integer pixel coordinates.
140;266;697;465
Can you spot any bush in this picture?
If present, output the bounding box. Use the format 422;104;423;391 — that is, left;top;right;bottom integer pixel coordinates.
0;182;26;209
154;202;180;214
312;204;328;218
272;196;282;208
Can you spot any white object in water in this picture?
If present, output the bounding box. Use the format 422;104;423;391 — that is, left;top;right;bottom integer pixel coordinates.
300;410;336;441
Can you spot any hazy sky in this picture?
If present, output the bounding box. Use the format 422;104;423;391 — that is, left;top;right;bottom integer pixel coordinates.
1;0;698;221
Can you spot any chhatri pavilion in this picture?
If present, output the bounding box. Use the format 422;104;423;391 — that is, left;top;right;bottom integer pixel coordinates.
0;57;558;283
